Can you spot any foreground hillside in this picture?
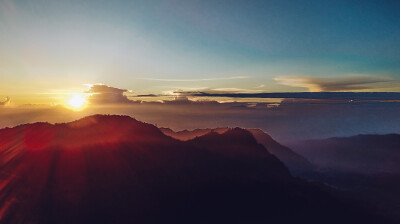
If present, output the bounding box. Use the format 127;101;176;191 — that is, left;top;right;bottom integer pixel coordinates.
0;115;391;223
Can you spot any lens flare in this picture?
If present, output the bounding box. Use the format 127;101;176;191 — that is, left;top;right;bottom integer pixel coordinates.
68;94;86;109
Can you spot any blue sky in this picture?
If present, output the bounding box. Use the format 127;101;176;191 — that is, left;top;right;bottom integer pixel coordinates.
1;0;400;103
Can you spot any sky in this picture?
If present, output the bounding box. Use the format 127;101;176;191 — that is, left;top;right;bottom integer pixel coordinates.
1;0;400;104
1;0;400;140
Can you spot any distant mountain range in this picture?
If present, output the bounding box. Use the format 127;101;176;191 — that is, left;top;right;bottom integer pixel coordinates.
290;134;400;174
289;134;400;221
0;115;392;223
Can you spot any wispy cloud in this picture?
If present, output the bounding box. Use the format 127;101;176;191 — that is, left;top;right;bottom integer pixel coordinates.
137;76;248;82
156;87;264;96
210;88;264;93
274;75;397;92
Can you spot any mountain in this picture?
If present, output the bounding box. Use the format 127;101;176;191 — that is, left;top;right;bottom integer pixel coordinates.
247;129;312;174
0;115;391;223
159;127;229;141
290;134;400;174
161;127;312;174
187;128;291;178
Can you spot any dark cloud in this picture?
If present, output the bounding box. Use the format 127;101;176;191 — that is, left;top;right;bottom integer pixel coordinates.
137;91;400;100
159;89;220;105
86;85;139;105
274;75;398;92
161;98;222;105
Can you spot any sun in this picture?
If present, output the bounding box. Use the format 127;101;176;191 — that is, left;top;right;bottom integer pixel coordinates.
68;94;86;109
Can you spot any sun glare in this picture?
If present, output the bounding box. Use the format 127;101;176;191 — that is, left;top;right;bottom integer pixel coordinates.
68;94;86;109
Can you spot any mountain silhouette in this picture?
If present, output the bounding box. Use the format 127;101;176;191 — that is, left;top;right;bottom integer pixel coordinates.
160;127;229;141
247;129;312;174
0;115;392;223
161;127;312;174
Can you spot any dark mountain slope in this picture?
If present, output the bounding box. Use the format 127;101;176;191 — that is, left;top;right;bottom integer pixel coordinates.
0;115;392;223
187;128;291;178
247;128;312;174
161;127;312;175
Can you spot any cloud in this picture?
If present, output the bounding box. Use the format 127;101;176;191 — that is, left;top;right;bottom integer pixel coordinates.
210;88;263;93
156;87;264;97
137;76;248;82
274;75;396;92
136;90;400;100
0;97;10;106
86;85;138;104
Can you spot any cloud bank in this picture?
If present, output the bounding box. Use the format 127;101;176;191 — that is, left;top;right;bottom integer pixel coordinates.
137;90;400;100
86;85;138;104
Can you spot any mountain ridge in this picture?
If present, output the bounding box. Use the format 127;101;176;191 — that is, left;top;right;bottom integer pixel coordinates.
0;114;392;223
161;126;312;175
